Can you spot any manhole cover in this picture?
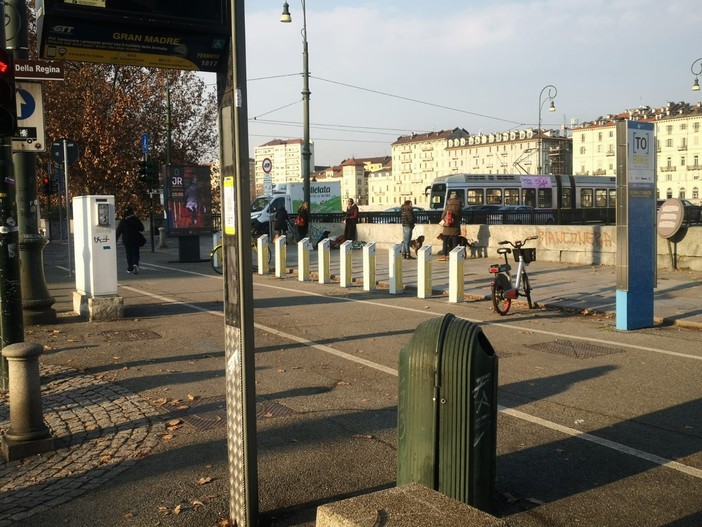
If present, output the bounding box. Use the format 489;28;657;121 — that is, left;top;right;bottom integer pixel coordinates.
156;396;293;431
526;340;623;359
103;329;162;342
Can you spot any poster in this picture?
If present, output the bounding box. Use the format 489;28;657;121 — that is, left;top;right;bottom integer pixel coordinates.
165;165;212;235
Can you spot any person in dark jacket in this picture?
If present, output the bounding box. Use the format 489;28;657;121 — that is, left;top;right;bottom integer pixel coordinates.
274;206;289;240
400;200;416;259
439;193;463;260
343;198;359;241
116;206;145;274
296;201;310;240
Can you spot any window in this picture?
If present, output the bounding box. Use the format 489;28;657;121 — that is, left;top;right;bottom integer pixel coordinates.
580;146;586;154
667;125;673;135
667;157;672;167
581;189;594;208
695;122;700;133
466;189;484;205
693;187;699;200
522;188;536;207
696;155;700;167
536;188;553;208
666;188;672;199
581;134;586;142
666;139;673;148
608;189;616;207
679;188;686;199
504;188;519;205
561;187;572;208
594;189;608;207
486;188;502;204
682;157;686;167
681;123;687;130
598;132;603;141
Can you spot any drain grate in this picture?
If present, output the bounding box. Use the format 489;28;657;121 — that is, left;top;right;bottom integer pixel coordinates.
103;329;162;342
526;340;623;359
157;395;293;431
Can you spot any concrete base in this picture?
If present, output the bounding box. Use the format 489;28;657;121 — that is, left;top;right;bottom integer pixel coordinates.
73;292;124;321
1;435;55;462
316;484;506;527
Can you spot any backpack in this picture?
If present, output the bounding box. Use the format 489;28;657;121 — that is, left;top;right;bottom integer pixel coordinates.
444;210;454;226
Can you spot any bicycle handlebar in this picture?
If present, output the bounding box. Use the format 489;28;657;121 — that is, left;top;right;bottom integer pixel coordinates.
497;235;539;247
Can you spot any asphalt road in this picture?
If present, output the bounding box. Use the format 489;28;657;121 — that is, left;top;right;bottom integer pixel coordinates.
17;242;702;526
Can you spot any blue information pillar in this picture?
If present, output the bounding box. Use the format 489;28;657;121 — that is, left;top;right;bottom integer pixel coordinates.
615;121;656;330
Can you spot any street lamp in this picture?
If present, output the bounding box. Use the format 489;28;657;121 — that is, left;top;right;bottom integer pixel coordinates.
691;58;702;91
538;84;557;174
281;1;311;209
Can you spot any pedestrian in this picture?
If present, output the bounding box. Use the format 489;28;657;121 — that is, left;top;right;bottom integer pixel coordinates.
400;200;416;259
116;206;145;274
439;192;463;260
274;205;289;240
343;198;359;242
295;201;310;240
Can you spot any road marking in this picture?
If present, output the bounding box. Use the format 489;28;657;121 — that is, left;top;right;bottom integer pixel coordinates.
117;281;702;481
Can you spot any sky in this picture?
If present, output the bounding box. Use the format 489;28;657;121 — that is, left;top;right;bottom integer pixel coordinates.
218;0;702;167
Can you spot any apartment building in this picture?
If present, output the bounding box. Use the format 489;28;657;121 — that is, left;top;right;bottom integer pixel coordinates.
252;139;315;196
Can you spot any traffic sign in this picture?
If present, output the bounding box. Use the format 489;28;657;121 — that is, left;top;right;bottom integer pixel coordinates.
51;139;80;165
141;133;149;154
262;157;272;174
12;81;45;152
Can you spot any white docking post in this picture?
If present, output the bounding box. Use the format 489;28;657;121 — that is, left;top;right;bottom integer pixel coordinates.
448;245;466;303
257;234;269;275
318;239;331;284
363;242;376;291
298;237;312;281
417;245;432;299
274;236;287;278
389;243;403;295
339;240;353;288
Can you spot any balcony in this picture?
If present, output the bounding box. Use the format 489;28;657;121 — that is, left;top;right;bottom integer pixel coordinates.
660;166;677;172
687;165;702;171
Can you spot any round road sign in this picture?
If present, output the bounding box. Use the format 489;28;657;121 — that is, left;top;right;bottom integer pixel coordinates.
657;199;685;239
262;157;272;174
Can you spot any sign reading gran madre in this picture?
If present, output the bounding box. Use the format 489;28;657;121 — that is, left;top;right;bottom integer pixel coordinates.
36;0;229;72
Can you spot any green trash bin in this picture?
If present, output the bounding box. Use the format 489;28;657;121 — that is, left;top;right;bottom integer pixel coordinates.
397;313;498;512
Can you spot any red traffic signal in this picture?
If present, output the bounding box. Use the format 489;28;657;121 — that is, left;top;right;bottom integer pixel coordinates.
0;49;16;136
42;176;52;195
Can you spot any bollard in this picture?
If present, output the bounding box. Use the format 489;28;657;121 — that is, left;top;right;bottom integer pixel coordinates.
417;245;433;299
389;243;403;294
318;239;331;284
212;231;222;268
339;240;353;288
298;237;312;281
397;314;498;512
363;242;376;291
1;343;55;461
274;235;287;278
257;234;269;275
448;245;466;303
159;226;168;249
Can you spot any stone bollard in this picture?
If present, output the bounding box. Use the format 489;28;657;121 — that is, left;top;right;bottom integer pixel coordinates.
1;342;55;461
158;227;168;249
339;240;353;288
362;242;376;291
274;235;287;278
318;239;331;284
448;245;466;303
389;243;403;294
417;244;433;299
297;237;312;281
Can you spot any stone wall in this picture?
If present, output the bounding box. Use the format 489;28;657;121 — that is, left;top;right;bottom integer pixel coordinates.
320;223;702;271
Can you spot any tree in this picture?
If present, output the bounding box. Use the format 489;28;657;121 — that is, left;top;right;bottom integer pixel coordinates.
38;63;218;218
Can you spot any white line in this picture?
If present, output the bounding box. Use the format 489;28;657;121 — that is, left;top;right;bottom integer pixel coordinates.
118;281;702;481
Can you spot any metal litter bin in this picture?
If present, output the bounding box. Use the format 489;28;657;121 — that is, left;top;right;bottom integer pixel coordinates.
397;313;498;511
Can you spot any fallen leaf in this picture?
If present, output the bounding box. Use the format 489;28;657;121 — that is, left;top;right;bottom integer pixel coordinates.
187;394;197;401
192;500;205;510
197;476;213;485
152;398;168;405
173;504;182;515
161;434;174;441
167;419;183;427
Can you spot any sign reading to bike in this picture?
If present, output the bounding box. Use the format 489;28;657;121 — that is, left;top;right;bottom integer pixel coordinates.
627;121;655;184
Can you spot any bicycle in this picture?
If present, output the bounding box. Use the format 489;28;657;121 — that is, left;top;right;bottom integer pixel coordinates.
489;235;538;315
210;233;271;274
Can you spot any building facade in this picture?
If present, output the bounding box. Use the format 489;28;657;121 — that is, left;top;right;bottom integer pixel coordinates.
253;139;315;197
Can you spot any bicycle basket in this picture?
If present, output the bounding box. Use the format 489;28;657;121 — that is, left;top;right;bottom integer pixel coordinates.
513;248;536;263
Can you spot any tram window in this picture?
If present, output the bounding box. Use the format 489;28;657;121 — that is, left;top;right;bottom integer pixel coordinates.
448;189;466;204
608;189;616;207
581;189;594;208
486;188;503;204
466;189;484;205
504;188;519;205
561;188;572;208
594;189;608;207
537;188;553;208
522;189;536;207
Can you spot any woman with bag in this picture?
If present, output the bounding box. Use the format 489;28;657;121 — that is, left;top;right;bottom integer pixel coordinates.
116;206;145;274
343;198;359;242
439;192;462;260
295;201;310;240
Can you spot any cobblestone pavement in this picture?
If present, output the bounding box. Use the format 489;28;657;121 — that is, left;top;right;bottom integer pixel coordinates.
0;364;164;526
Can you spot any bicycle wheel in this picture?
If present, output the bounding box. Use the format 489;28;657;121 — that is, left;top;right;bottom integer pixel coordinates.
491;274;512;315
210;244;223;274
522;272;533;309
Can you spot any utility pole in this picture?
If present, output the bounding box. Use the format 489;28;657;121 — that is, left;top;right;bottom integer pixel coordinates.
6;0;56;327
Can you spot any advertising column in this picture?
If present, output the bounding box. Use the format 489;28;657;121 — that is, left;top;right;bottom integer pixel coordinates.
615;121;656;330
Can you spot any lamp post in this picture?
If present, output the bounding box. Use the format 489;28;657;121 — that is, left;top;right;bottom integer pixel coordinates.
538;84;557;174
281;0;311;208
691;58;702;91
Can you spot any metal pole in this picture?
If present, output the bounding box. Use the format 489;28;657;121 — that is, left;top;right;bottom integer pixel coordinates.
301;0;311;208
538;84;557;175
221;1;258;525
63;140;71;277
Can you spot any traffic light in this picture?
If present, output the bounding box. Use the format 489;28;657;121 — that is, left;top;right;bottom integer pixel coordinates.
0;49;16;136
138;158;159;184
42;176;52;195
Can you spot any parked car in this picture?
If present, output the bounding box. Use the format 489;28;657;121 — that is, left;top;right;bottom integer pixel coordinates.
461;204;503;224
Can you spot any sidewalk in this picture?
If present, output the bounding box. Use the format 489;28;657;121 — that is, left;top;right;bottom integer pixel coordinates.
0;237;700;526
